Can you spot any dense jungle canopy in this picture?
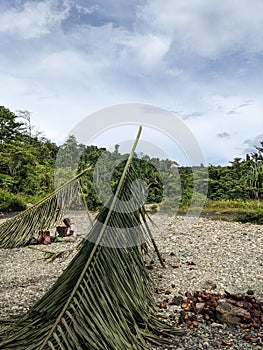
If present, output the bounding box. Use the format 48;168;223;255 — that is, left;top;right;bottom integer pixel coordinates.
0;106;262;219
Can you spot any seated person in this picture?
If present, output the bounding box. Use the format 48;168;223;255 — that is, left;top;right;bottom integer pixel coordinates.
30;230;51;245
55;218;76;242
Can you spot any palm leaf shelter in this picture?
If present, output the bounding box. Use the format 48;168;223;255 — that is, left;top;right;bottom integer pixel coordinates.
0;127;182;349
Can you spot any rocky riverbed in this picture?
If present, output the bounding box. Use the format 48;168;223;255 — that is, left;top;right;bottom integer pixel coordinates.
0;212;262;349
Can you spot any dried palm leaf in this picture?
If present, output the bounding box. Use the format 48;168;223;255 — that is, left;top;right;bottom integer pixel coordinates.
0;167;91;248
0;127;183;349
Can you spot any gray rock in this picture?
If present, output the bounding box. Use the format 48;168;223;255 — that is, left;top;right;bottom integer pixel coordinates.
216;299;251;324
196;302;205;310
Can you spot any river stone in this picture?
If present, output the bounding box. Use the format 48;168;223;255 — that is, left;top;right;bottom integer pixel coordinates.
216;299;251;324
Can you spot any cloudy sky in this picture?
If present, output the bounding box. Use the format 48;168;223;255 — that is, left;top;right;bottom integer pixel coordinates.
0;0;263;165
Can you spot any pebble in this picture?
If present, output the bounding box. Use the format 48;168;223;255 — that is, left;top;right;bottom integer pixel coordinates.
146;214;263;349
0;211;262;349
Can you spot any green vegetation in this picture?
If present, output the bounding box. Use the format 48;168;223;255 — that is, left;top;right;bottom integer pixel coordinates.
0;189;26;212
202;199;263;223
203;199;263;213
0;106;58;201
0;105;262;224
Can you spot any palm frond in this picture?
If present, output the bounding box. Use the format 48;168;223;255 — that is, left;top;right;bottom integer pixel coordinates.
0;167;91;248
0;127;183;349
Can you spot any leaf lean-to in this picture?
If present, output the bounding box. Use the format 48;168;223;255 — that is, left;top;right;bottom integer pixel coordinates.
0;167;91;248
0;126;183;349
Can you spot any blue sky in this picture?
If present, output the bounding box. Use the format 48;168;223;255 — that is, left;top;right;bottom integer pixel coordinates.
0;0;263;165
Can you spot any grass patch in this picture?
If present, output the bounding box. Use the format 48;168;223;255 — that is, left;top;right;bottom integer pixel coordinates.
203;200;263;224
160;199;263;224
203;199;263;213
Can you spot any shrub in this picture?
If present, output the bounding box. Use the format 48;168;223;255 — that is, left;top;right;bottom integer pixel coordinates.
236;210;263;225
0;190;26;212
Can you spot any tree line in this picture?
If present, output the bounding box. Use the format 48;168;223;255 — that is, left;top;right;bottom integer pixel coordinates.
0;105;262;212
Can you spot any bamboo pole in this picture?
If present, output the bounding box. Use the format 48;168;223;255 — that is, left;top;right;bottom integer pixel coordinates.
140;208;166;268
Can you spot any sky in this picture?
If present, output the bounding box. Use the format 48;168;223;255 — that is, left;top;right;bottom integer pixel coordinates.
0;0;263;166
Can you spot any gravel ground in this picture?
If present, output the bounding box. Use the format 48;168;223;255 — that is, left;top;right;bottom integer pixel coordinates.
147;214;263;350
0;211;262;349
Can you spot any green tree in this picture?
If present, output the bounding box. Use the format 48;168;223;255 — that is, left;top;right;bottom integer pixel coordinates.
244;142;263;199
0;106;24;143
0;106;59;207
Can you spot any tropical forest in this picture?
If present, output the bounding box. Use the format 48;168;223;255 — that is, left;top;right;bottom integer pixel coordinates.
0;105;262;224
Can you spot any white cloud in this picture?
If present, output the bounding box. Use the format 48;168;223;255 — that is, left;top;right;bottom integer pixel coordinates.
114;32;171;70
0;0;70;39
66;23;172;75
138;0;263;57
75;4;98;15
183;94;263;164
35;49;101;77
